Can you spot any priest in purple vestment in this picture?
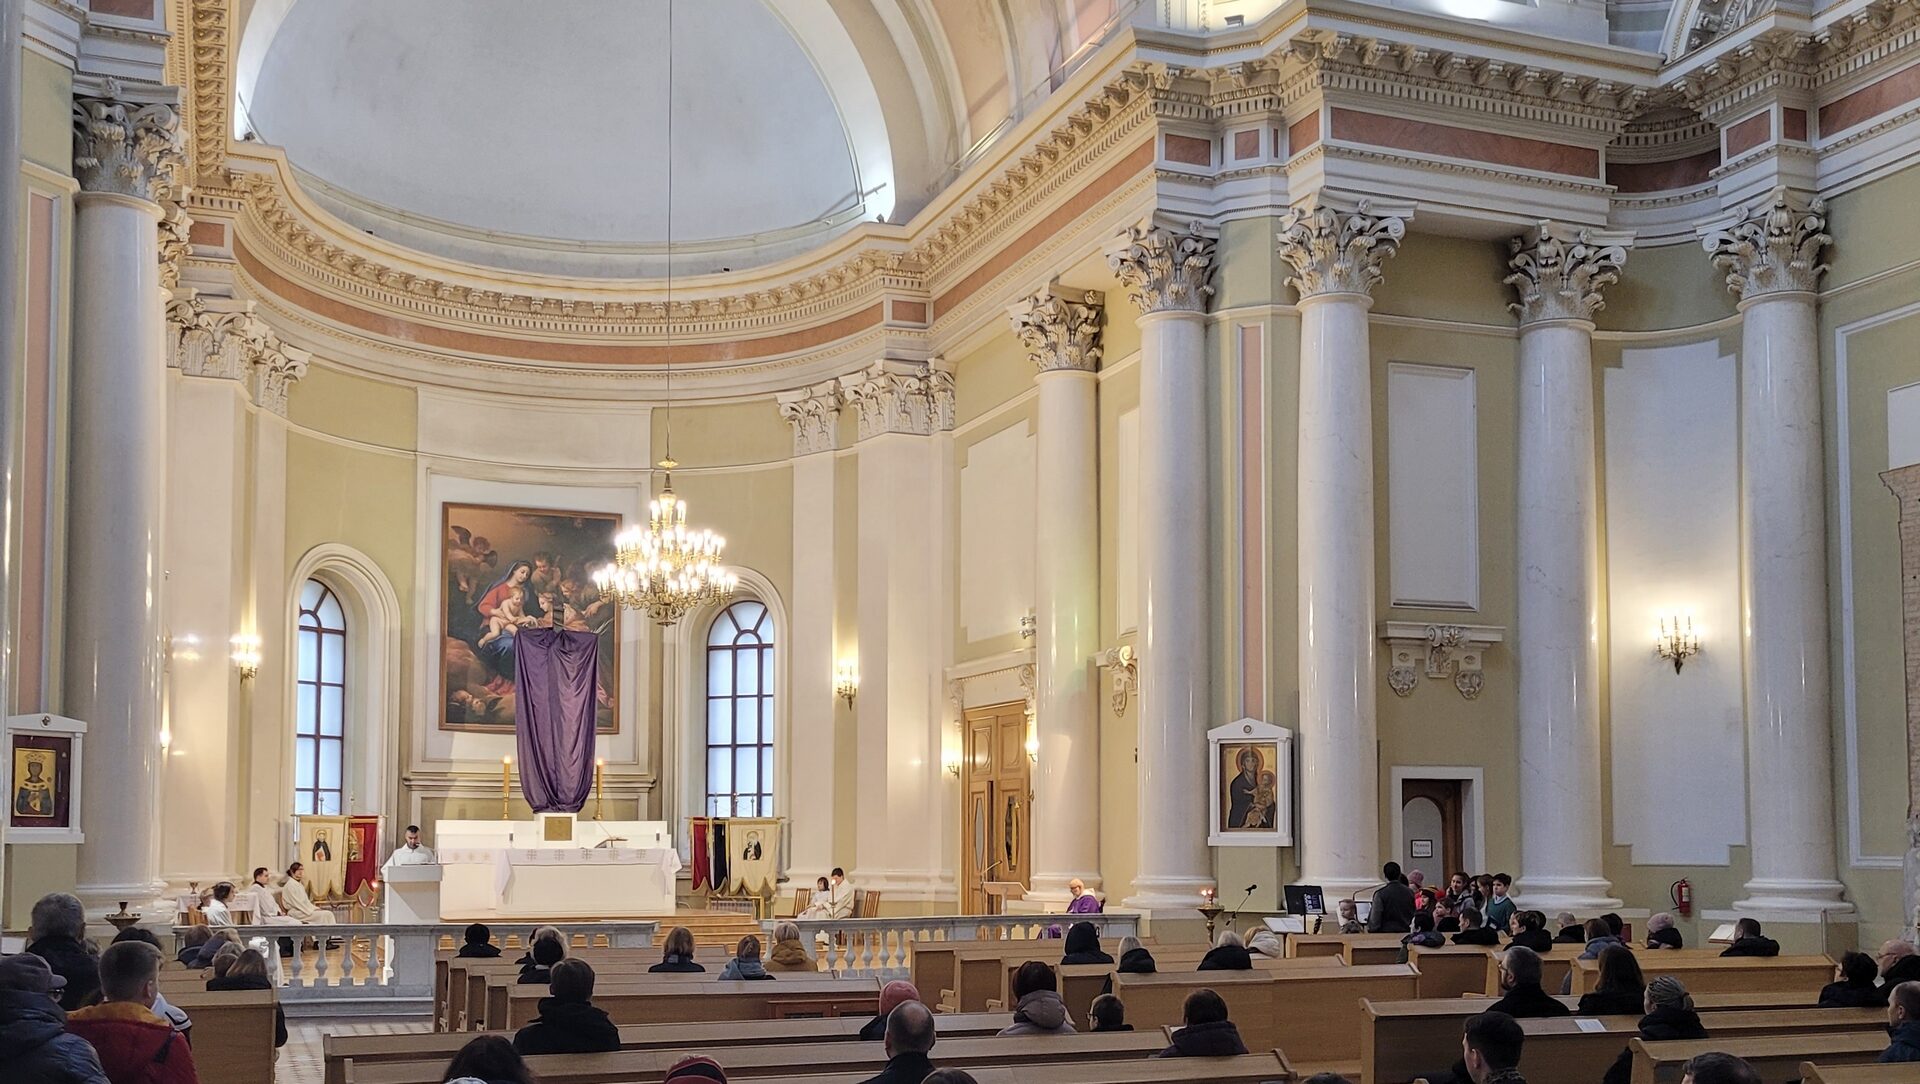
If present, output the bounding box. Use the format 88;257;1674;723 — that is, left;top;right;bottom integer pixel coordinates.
1066;878;1103;914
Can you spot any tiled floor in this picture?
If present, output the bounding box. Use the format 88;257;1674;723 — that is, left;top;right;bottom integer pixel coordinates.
282;1016;433;1084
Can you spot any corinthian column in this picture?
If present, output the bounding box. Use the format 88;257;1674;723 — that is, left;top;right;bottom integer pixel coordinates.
1506;223;1630;910
1010;288;1104;905
66;82;185;915
1702;190;1850;913
1277;199;1409;897
1106;222;1216;910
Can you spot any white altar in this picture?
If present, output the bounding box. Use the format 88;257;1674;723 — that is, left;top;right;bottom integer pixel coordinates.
435;815;679;920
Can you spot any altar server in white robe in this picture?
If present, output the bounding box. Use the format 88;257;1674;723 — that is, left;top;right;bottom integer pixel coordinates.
800;867;857;920
245;867;301;926
280;862;337;925
383;824;437;873
201;882;236;927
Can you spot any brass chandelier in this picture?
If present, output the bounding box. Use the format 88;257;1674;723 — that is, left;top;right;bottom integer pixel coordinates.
591;0;735;628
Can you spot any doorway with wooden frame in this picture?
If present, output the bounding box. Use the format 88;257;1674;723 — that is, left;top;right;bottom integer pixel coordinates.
1399;778;1466;882
959;700;1032;915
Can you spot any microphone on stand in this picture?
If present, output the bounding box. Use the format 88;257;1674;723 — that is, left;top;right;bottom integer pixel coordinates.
1226;884;1257;931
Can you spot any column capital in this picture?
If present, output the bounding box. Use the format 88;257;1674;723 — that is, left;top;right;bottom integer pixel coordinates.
72;79;185;202
1700;187;1830;299
1105;221;1216;315
1009;288;1104;374
776;380;844;456
166;293;311;416
1505;222;1633;326
840;358;954;441
1276;199;1410;299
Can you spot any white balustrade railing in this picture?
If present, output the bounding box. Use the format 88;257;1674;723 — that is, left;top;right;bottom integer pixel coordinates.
772;913;1140;976
173;921;657;1011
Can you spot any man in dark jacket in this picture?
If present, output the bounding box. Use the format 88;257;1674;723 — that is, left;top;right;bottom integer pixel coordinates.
1462;1011;1526;1084
0;953;107;1084
1452;908;1501;946
1553;912;1585;944
65;942;199;1084
1718;918;1780;958
1154;988;1249;1058
1881;941;1920;989
1368;863;1417;934
456;923;502;959
1604;976;1708;1084
517;934;566;985
1883;982;1920;1063
1059;923;1113;965
1821;952;1890;1008
512;959;619;1056
25;895;99;1013
1488;947;1571;1019
856;1000;936;1084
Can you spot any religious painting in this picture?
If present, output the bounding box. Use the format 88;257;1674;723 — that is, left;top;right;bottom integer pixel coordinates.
1207;719;1294;847
725;817;780;895
8;733;71;829
441;503;621;733
298;814;349;900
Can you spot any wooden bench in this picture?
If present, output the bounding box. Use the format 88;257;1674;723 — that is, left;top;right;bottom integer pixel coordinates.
1571;955;1837;996
1802;1063;1920;1084
324;1012;1018;1084
913;938;1150;1012
471;962;759;1031
1000;953;1348;1022
498;975;882;1029
341;1031;1171;1084
1365;1007;1887;1084
1630;1033;1891;1084
165;988;279;1083
1287;933;1412;964
1116;963;1420;1062
446;950;732;1030
786;1052;1291;1084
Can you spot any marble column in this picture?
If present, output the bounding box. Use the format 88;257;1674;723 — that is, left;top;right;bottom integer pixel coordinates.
1107;223;1216;910
1506;223;1630;910
1010;288;1104;904
1882;466;1920;935
1703;190;1851;912
66;86;185;915
1277;200;1408;898
776;380;845;882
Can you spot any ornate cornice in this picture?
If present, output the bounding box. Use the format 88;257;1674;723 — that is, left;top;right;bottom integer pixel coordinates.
167;292;311;415
187;0;231;182
841;359;954;440
775;380;843;456
72;80;186;201
1107;222;1216;314
1700;186;1830;298
1505;222;1632;325
1009;289;1103;373
1276;201;1407;299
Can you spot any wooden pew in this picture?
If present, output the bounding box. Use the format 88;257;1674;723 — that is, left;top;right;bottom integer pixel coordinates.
341;1031;1171;1084
499;975;882;1029
1287;933;1410;964
1409;946;1499;998
1000;953;1348;1023
1802;1063;1920;1084
1571;955;1836;996
1116;963;1419;1063
787;1052;1292;1084
917;939;1148;1013
1629;1033;1891;1084
449;950;733;1030
325;1012;1017;1084
1365;1007;1886;1084
165;988;279;1083
472;964;750;1031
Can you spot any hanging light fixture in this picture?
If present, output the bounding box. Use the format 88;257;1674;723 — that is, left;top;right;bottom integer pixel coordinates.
594;0;736;627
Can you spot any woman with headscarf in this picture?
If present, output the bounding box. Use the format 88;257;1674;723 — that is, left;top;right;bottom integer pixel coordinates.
1060;922;1113;965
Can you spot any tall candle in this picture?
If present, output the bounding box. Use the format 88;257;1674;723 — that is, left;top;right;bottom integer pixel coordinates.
595;757;605;819
502;756;512;820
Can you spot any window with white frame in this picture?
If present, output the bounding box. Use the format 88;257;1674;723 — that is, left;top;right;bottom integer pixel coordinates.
705;600;774;817
294;578;347;815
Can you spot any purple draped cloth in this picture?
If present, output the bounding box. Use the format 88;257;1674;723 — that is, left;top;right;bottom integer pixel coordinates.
512;627;599;813
1067;894;1103;914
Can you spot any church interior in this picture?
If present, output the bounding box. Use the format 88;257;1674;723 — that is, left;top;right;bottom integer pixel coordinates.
6;0;1920;1081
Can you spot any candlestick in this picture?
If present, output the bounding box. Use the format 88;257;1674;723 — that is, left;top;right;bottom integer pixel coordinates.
594;757;605;820
502;756;512;820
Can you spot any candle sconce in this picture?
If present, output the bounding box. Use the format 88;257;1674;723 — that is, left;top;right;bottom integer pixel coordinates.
1656;615;1701;673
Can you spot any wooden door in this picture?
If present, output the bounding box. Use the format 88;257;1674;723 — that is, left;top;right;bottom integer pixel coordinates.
1400;778;1465;879
959;701;1033;914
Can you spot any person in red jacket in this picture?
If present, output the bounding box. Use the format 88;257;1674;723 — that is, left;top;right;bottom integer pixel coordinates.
65;941;199;1084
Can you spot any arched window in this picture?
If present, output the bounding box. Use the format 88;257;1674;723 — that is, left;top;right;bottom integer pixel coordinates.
705;600;774;817
294;578;347;815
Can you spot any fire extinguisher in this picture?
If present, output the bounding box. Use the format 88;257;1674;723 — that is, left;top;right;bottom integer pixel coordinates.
1671;878;1693;918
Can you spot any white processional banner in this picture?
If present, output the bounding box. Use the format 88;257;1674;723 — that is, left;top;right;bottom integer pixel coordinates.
725;817;781;895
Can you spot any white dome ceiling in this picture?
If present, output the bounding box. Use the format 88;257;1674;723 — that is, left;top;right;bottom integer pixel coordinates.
241;0;882;271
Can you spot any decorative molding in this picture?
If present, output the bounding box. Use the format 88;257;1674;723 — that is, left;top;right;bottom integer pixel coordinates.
1379;622;1505;700
158;196;192;290
775;380;844;456
1009;288;1103;373
166;291;311;415
1106;222;1216;314
841;359;955;440
72;79;185;201
1094;645;1137;716
1505;222;1633;325
1700;186;1831;298
1276;200;1408;299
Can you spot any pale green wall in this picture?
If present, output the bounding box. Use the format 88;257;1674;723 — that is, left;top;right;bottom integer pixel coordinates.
21;51;70;173
1598;241;1738;333
286;365;418;449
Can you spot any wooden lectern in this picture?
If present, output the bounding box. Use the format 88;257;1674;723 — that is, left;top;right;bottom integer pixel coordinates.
982;881;1025;916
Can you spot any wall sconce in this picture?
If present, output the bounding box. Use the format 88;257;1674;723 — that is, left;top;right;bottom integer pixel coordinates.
1024;717;1039;764
942;744;962;777
1656;615;1700;673
230;634;262;680
834;660;859;707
